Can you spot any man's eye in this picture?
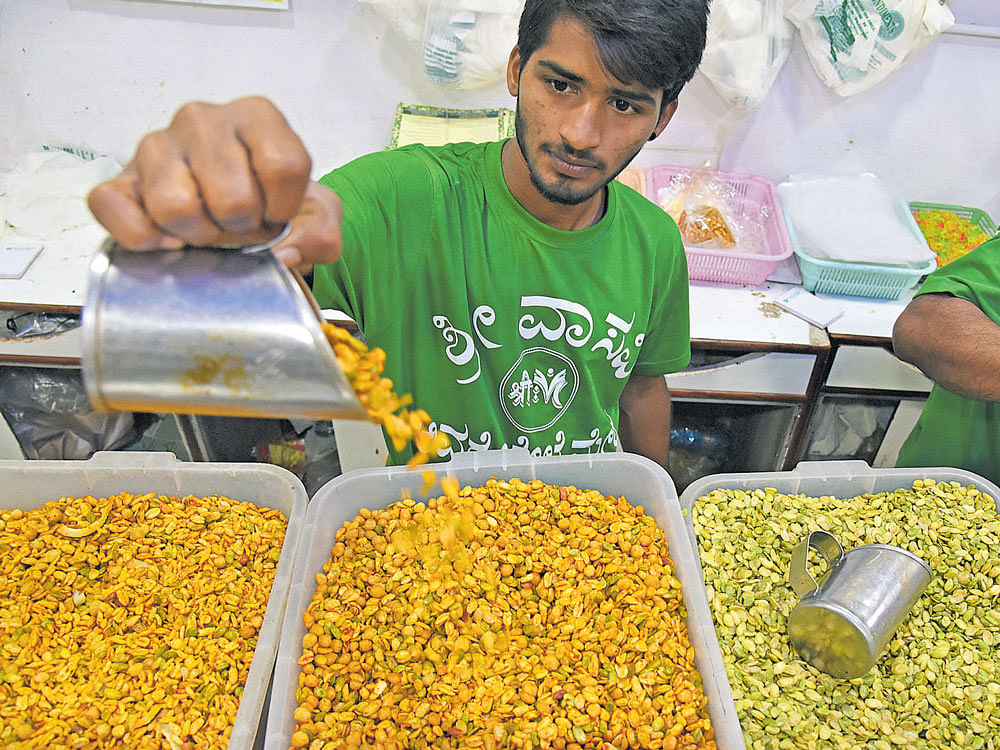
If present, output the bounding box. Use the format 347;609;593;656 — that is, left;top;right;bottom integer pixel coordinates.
614;99;635;113
550;79;569;93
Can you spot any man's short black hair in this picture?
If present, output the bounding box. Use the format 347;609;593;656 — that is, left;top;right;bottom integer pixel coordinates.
517;0;710;106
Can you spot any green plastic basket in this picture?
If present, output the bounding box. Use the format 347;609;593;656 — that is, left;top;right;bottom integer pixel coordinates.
786;197;937;300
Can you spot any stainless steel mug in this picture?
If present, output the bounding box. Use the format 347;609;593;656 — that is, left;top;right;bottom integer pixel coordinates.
81;238;366;421
787;529;931;679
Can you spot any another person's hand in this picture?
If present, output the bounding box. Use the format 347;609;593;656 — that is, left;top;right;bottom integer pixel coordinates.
87;96;343;270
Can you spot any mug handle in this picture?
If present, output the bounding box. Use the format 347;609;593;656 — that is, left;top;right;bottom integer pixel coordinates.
788;529;845;598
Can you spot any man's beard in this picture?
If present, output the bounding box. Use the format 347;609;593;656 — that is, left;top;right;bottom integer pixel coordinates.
514;103;642;207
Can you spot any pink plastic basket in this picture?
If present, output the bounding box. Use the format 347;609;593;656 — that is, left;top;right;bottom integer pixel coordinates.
647;165;793;285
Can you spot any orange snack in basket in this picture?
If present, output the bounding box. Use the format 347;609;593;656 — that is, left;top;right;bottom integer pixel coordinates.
678;205;736;247
913;208;993;266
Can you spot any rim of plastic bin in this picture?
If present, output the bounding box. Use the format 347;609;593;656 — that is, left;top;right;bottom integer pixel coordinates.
678;459;1000;516
793;247;938;277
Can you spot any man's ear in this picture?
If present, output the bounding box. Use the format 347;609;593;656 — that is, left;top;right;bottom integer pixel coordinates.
648;99;679;141
506;46;522;97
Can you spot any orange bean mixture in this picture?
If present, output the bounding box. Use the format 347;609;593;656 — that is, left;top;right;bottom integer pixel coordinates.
290;477;715;750
0;492;287;749
323;324;449;467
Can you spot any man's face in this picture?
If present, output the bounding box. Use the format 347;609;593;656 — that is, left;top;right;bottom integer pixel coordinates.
506;15;676;208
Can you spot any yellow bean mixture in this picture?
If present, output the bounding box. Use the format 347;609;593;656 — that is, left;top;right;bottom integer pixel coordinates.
0;492;288;749
292;478;715;750
323;323;449;468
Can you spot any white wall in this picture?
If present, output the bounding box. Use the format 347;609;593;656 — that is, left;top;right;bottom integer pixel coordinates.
2;0;998;217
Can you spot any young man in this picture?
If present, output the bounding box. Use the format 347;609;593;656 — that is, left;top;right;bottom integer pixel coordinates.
88;0;710;468
892;235;1000;485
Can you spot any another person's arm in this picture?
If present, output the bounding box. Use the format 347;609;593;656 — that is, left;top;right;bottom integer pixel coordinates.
892;292;1000;401
87;97;342;271
619;374;672;470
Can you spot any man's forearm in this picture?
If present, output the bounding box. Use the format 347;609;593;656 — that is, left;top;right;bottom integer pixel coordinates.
619;375;671;470
893;294;1000;401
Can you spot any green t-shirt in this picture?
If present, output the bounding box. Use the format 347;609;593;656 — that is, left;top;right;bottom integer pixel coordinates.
312;140;690;465
896;235;1000;485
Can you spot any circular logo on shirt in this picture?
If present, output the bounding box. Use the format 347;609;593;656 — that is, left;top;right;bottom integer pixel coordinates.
500;348;579;433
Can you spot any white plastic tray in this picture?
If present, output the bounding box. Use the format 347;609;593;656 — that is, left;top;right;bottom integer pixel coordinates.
0;451;308;750
265;449;746;749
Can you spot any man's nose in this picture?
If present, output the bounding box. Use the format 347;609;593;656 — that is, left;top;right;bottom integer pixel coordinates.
559;99;602;154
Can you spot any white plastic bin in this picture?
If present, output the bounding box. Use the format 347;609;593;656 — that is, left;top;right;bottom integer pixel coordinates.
677;460;1000;740
0;451;308;750
265;449;746;749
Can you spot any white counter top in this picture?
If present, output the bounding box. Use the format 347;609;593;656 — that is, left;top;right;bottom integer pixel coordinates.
689;280;829;348
0;223;104;311
820;289;915;340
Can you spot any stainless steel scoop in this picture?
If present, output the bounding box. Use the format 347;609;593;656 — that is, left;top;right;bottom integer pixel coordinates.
81;237;367;421
787;529;931;679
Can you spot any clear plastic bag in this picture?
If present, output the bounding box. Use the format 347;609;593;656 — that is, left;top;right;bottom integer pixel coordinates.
786;0;955;97
423;0;523;89
0;150;120;239
0;367;138;460
363;0;523;90
699;0;794;111
655;163;770;254
669;423;732;492
3;311;79;339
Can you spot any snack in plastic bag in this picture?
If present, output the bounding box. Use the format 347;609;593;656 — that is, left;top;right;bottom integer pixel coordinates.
679;205;736;247
657;164;743;250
